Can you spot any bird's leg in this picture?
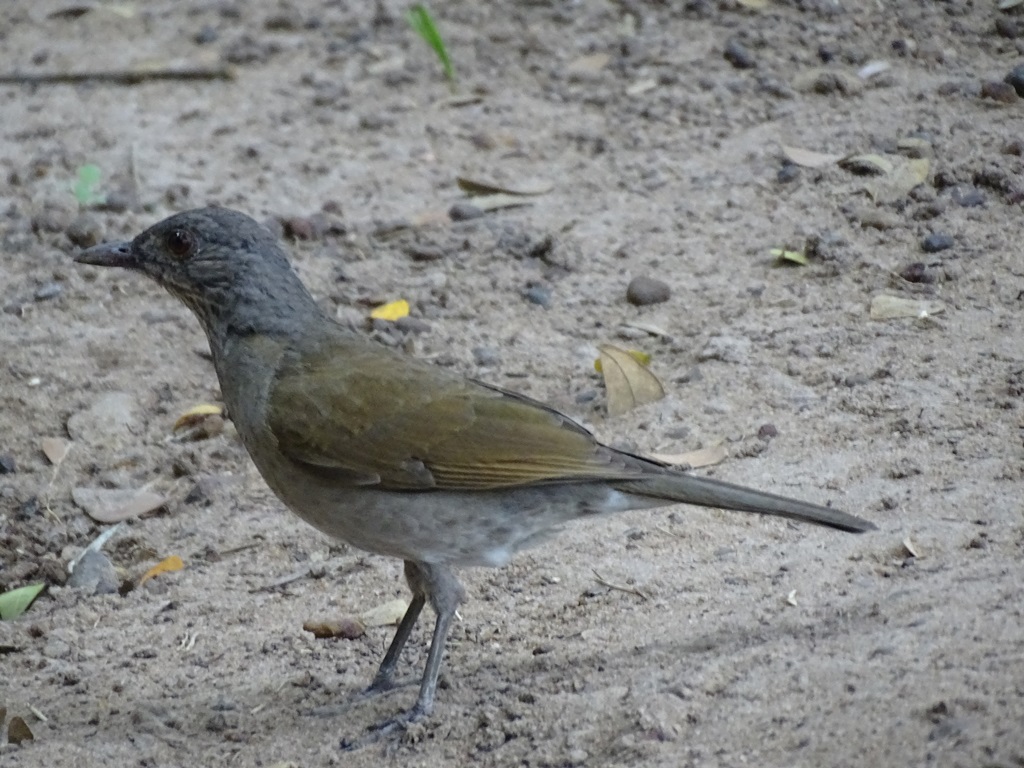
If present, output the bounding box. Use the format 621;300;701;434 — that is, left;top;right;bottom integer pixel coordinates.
367;587;425;692
342;562;466;749
407;562;465;720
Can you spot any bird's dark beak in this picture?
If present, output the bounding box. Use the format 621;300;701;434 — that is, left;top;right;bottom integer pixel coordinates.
74;240;136;269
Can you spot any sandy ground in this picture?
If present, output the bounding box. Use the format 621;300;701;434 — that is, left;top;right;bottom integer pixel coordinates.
2;1;1023;766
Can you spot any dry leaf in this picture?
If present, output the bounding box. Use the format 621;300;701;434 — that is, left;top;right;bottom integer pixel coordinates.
786;590;798;607
172;404;225;441
369;299;410;322
7;716;33;745
139;555;184;586
594;348;650;372
870;294;945;320
302;617;365;640
72;487;167;523
567;53;610;74
41;437;70;465
650;444;728;469
359;598;408;628
771;248;808;266
597;344;665;417
840;153;894;175
456;176;552;197
625;78;658;96
857;60;890;79
467;193;536;212
902;537;920;558
173;404;223;431
865;158;930;203
8;716;33;745
781;145;844;169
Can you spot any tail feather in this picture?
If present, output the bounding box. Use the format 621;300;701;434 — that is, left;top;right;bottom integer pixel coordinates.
615;474;875;533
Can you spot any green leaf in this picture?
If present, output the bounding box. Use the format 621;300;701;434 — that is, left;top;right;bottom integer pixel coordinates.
0;583;46;620
406;4;455;85
72;164;107;207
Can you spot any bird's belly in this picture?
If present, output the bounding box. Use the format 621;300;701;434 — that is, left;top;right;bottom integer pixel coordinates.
255;455;660;567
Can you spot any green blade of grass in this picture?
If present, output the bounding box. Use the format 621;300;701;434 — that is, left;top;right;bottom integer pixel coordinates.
407;4;455;85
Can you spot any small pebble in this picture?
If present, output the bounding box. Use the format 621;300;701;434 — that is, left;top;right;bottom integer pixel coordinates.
406;244;445;262
723;38;757;69
0;454;16;473
522;285;552;308
448;203;484;221
394;316;431;335
472;346;500;367
68;549;119;596
757;423;778;440
66;214;104;248
626;276;671;306
921;233;953;253
194;25;218;44
34;282;62;301
981;80;1018;104
950;186;985;208
995;17;1020;39
575;389;598;404
1004;63;1024;96
900;262;937;284
777;164;800;184
281;216;316;240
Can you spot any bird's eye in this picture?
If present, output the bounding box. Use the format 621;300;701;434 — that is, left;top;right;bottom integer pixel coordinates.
165;229;196;259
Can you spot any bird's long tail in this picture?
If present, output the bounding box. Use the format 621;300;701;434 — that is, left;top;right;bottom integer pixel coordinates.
615;473;875;533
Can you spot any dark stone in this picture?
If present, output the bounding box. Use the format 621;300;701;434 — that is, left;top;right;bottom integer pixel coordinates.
921;233;954;253
626;276;671;306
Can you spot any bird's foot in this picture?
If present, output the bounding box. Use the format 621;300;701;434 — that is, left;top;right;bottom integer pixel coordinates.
339;706;429;752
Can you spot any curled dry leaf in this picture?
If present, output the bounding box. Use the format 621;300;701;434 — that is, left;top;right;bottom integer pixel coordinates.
902;537;920;558
786;590;798;607
456;176;552;197
650;444;728;470
173;404;225;441
359;598;409;628
597;344;665;417
138;554;184;586
865;158;930;203
870;294;945;320
771;248;808;266
41;437;70;465
302;617;366;640
781;145;845;169
839;154;894;175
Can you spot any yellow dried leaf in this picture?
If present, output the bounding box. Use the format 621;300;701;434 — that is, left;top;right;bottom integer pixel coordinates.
302;617;365;640
369;300;410;322
139;555;184;586
597;344;665;417
173;404;223;432
594;348;650;372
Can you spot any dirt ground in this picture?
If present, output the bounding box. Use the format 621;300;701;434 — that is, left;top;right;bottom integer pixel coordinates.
2;1;1023;765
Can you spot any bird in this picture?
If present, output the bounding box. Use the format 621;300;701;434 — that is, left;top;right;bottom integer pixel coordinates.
74;206;874;738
